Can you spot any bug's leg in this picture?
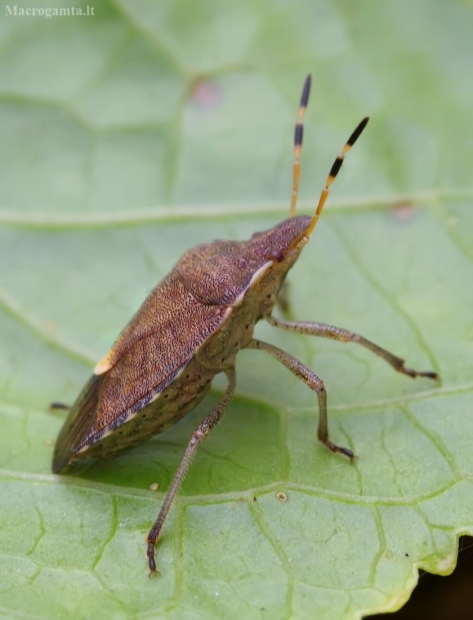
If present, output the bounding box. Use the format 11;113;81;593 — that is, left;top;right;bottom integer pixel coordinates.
276;281;292;317
266;316;439;380
290;74;311;217
49;402;70;412
147;367;236;576
247;339;353;459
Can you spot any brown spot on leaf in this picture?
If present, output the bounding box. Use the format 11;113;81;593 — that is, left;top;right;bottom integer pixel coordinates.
190;78;220;107
391;201;416;223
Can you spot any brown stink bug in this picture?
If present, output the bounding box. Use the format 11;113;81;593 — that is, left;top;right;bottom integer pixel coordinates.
52;75;439;574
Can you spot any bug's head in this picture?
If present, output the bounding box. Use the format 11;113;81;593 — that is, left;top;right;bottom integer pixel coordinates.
176;76;368;308
249;214;311;271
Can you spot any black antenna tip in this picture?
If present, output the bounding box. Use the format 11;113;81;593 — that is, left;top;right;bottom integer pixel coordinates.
347;116;370;147
300;74;312;108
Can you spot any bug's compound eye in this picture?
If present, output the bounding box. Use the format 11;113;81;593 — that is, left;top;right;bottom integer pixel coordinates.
269;249;285;262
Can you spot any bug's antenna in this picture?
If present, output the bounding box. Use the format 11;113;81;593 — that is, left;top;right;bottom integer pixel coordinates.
305;116;369;238
289;74;312;217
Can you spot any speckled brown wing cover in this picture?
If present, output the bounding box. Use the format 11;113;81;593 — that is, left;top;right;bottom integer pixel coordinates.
52;271;227;472
53;218;312;472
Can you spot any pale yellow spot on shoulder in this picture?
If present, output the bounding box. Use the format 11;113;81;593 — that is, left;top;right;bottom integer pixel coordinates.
223;306;233;320
94;350;114;375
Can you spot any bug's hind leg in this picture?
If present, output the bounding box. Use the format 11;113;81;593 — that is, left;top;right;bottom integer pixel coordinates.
147;367;236;576
247;339;353;460
267;316;439;381
49;402;71;412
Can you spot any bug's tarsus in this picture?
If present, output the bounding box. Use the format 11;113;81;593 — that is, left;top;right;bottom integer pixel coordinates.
49;402;70;411
323;440;354;462
305;116;370;238
400;367;439;381
147;368;236;573
147;544;160;577
290;74;312;217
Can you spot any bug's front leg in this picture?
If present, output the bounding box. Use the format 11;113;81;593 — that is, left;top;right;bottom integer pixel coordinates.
275;280;291;316
246;339;353;460
147;367;236;576
266;316;439;380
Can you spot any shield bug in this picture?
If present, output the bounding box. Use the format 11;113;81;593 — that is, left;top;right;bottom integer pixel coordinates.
52;75;439;574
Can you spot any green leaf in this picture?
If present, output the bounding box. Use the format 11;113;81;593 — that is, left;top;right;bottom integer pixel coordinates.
1;1;473;618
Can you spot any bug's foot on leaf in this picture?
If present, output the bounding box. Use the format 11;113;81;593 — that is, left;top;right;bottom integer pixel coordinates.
324;440;354;462
49;401;71;412
147;541;160;577
148;565;160;578
401;366;440;381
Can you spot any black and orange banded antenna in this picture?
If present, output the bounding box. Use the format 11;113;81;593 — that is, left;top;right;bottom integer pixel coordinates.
289;74;312;217
305;115;369;237
289;74;369;238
